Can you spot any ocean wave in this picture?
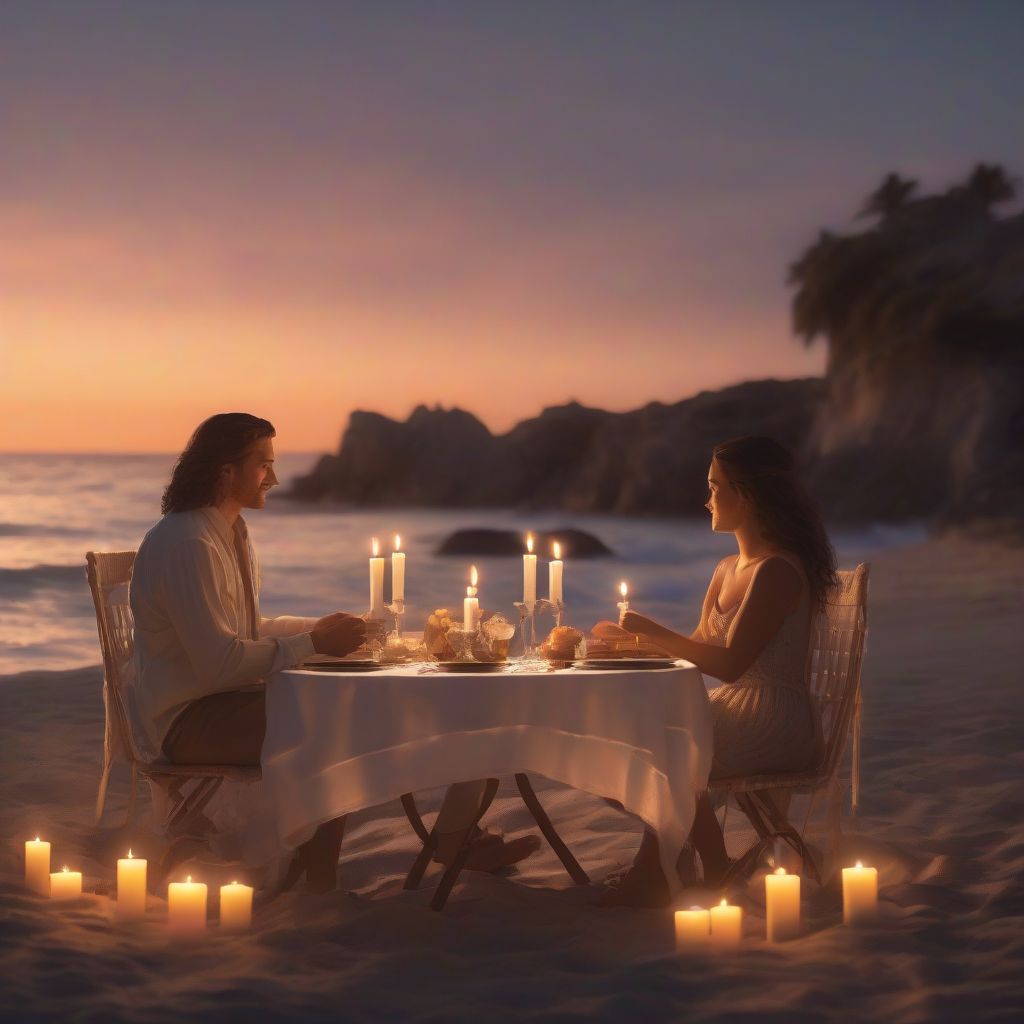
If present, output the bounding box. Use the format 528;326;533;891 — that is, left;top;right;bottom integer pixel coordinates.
0;523;92;538
0;564;86;592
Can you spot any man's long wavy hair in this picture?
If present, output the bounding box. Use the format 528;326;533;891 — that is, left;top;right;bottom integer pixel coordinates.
161;414;276;515
712;436;838;612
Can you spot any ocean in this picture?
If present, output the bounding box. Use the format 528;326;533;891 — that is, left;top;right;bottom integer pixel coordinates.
0;452;925;675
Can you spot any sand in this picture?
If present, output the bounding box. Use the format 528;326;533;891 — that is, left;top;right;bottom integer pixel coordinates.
1;534;1022;1023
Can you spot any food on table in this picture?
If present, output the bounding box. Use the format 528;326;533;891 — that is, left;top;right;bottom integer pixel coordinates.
539;625;584;664
585;620;666;659
423;608;455;660
478;612;516;662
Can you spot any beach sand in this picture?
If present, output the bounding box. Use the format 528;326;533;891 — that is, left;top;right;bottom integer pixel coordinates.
2;534;1021;1023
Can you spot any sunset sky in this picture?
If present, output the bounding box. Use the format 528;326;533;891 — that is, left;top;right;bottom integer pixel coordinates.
2;1;1021;453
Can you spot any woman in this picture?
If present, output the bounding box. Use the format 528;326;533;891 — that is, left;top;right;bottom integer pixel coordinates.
602;435;838;906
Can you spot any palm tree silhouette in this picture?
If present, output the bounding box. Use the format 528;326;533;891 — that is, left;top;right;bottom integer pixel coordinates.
858;173;919;221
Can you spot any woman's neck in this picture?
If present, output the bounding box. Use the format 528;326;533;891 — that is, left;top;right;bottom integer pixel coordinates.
734;523;774;569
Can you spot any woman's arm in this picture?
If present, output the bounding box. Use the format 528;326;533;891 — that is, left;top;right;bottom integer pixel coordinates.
621;558;802;682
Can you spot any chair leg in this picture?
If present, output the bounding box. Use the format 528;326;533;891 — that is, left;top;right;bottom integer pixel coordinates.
430;779;500;911
95;758;112;825
125;763;138;826
166;776;223;836
401;793;430;844
514;773;589;885
752;791;821;885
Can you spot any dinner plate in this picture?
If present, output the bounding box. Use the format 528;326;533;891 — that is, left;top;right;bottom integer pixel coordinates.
437;661;507;673
581;658;678;671
302;659;383;672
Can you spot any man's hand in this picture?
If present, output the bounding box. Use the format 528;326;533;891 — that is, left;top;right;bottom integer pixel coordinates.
311;612;367;657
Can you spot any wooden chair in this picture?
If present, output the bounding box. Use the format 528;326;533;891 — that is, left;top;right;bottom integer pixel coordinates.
86;551;260;880
711;564;870;886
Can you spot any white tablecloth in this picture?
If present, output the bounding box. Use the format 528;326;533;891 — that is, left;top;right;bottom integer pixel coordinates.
260;661;713;894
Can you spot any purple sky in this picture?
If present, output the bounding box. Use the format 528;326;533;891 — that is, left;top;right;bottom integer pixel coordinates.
2;0;1021;451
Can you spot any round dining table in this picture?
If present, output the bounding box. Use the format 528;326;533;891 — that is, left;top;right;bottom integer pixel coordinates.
260;659;713;901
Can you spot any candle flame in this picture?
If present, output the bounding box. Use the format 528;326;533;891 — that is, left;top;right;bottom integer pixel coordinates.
720;898;728;906
526;533;534;553
232;880;238;886
470;565;478;587
35;836;40;843
63;865;69;873
186;875;192;884
393;534;401;552
371;537;379;557
774;866;787;875
856;861;863;869
127;849;133;859
619;581;628;598
552;541;561;559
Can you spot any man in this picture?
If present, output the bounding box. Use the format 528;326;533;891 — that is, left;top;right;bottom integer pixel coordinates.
131;413;536;891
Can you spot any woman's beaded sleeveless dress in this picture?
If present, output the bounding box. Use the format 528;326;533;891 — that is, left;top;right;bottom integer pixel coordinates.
706;556;818;779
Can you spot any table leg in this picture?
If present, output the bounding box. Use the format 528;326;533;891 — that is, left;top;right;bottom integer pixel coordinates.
515;772;589;885
430;778;500;911
401;792;430;844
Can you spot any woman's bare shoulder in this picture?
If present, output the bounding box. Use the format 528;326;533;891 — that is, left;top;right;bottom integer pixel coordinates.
750;555;803;599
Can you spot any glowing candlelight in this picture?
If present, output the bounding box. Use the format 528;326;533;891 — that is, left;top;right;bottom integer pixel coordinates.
167;875;207;934
709;897;742;951
548;541;563;605
117;848;147;919
523;533;537;604
842;861;878;924
391;534;405;604
464;565;479;632
674;905;710;951
24;837;50;895
49;865;82;900
765;866;800;941
219;881;253;931
617;581;630;625
368;537;385;619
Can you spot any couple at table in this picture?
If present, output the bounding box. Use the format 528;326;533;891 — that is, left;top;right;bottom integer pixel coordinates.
131;413;836;905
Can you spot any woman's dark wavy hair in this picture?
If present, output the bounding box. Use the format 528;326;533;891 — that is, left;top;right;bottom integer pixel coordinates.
712;435;838;612
161;413;276;515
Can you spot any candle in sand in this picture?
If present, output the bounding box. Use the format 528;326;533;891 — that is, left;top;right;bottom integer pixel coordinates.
50;865;82;900
25;837;50;895
117;849;147;919
765;866;800;941
168;875;207;934
842;862;878;924
674;906;710;950
219;881;253;931
709;898;742;951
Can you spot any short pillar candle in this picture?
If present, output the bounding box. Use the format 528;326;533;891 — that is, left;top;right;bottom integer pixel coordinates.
709;898;742;951
25;838;51;895
674;906;710;951
50;865;82;900
168;876;207;934
117;849;147;919
219;881;253;931
765;866;800;941
842;862;878;924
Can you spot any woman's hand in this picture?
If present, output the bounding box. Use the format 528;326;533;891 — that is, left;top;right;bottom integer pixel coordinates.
620;611;660;638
